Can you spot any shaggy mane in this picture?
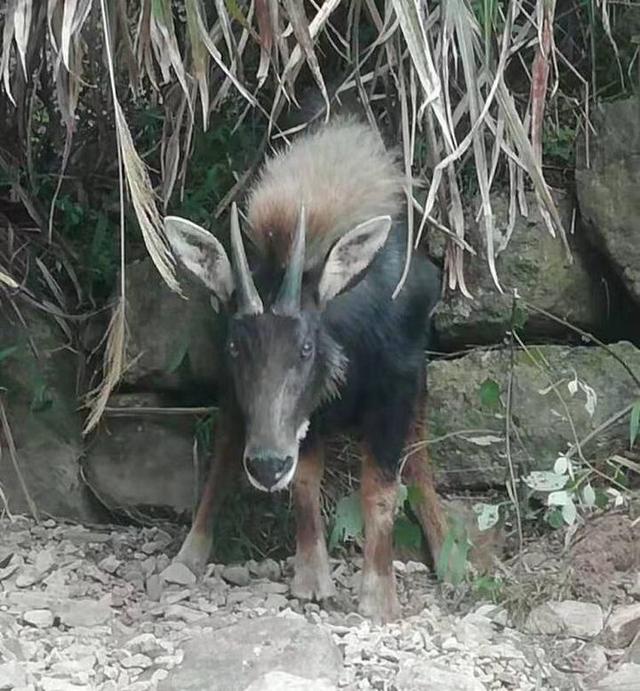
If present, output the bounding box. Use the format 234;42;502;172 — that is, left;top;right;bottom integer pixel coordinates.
245;117;404;269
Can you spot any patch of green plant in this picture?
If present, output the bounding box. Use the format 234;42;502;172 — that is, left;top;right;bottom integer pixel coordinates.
542;124;577;166
436;515;472;585
473;574;503;602
479;378;501;410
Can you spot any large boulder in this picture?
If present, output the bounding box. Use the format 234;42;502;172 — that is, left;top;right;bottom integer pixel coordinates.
576;97;640;307
82;394;200;518
159;616;342;691
429;190;609;350
0;304;97;520
120;258;220;393
426;342;640;489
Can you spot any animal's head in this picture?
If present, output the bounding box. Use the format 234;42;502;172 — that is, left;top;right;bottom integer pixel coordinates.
164;204;390;492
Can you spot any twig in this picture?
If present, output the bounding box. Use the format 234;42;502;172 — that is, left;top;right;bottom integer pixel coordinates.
0;394;40;522
506;294;524;558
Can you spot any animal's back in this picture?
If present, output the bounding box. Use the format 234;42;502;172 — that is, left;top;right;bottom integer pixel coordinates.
246;118;404;270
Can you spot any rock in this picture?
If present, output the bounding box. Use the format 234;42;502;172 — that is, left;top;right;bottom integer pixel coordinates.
99;555;121;574
83;395;197;517
591;662;640;690
427;342;640;488
119;257;220;391
430;190;609;349
23;609;54;628
576;97;640;308
158;616;342;691
244;671;337;691
120;654;153;670
252;559;282;581
601;603;640;648
0;305;98;520
0;661;27;690
146;574;163;601
59;598;112;627
526;601;603;639
160;562;197;586
395;660;486;690
222;565;251;587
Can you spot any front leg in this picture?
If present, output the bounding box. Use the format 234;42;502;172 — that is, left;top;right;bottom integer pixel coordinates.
174;409;243;576
291;442;336;601
359;449;400;623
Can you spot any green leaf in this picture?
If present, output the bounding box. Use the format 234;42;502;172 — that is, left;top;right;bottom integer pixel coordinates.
473;575;503;602
436;519;471;585
479;379;501;410
582;484;596;508
523;471;568;492
329;491;363;551
512;303;528;331
561;499;577;525
546;507;564;529
473;502;500;531
393;514;423;551
0;345;18;364
630;400;640;449
407;483;424;510
165;338;190;374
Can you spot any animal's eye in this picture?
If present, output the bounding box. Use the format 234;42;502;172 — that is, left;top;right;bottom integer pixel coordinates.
228;340;239;359
301;341;313;359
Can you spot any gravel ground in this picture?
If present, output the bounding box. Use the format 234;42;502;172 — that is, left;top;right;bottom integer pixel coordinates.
0;516;637;690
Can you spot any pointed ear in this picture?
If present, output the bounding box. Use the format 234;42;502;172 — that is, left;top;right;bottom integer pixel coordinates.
318;216;392;305
164;216;234;303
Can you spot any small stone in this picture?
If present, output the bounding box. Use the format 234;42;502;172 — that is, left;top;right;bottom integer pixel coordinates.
0;563;19;581
252;559;281;581
405;560;429;574
591;663;640;690
256;581;289;594
0;661;27;689
441;636;461;651
165;604;207;623
396;660;486;690
264;593;288;611
34;548;54;575
16;570;39;588
245;671;337;691
160;562;196;586
124;633;161;655
99;555;121;574
526;600;603;638
146;574;163;601
601;603;640;648
120;653;153;670
59;598;112;627
43;519;56;528
165;588;191;605
221;565;250;587
23;609;54;628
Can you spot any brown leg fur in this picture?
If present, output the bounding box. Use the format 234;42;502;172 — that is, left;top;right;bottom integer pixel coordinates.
291;443;335;600
359;449;400;623
401;396;447;565
173;412;242;575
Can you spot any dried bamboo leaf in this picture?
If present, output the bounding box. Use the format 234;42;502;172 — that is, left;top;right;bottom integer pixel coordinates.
1;1;17;105
0;268;19;289
13;0;32;77
282;0;329;116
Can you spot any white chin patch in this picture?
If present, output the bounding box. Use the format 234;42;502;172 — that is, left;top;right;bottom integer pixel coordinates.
297;420;310;442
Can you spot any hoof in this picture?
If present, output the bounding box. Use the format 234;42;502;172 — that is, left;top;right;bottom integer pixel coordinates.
291;547;336;601
173;529;211;577
358;571;400;624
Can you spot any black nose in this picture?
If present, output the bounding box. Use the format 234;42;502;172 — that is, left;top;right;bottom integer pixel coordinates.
245;454;294;491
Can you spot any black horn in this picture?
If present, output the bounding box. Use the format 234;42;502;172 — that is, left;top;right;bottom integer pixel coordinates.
230;202;263;315
273;205;306;316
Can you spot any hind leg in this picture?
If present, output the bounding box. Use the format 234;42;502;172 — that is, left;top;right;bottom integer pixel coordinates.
291;441;335;601
400;392;447;564
174;409;243;575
